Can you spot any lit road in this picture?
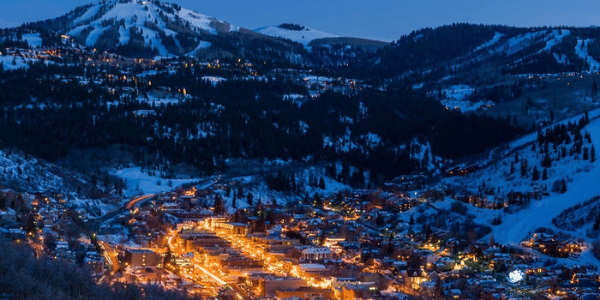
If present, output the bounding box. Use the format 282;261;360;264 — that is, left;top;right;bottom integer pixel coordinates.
166;230;248;299
194;265;227;285
88;194;155;232
99;241;119;276
124;194;155;210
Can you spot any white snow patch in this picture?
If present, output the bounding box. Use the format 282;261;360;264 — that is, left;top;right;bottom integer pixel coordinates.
442;85;474;101
473;32;504;52
441;99;495;113
255;25;338;46
0;56;32;70
202;76;227;86
22;33;42;48
111;167;202;196
576;39;600;72
73;4;102;26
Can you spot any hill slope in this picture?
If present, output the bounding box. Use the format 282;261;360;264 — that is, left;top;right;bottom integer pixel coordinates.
254;24;338;46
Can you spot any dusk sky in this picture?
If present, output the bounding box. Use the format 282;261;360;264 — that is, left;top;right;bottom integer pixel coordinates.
1;0;600;41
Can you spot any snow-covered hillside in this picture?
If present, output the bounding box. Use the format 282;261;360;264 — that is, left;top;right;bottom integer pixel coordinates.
65;0;237;57
0;148;100;199
437;109;600;264
254;24;338;46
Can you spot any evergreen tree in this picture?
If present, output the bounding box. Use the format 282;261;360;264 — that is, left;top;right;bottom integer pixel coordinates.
313;192;322;207
318;177;326;189
532;166;539;181
542;168;548;180
541;154;552;168
213;194;224;215
520;159;528;177
561;178;567;193
592;145;596;163
246;193;253;206
237;185;244;199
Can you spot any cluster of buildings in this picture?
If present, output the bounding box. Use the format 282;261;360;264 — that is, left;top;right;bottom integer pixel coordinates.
522;232;583;258
3;176;600;299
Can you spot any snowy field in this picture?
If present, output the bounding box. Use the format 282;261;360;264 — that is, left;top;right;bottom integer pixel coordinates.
0;56;33;70
22;33;42;48
111;167;203;196
439;85;495;112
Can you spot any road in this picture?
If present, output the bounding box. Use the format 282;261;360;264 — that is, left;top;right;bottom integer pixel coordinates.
124;194;155;210
88;194;155;232
99;241;120;276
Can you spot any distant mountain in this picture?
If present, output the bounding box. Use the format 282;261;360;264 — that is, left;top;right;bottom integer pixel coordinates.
354;24;600;81
18;0;385;62
22;0;241;58
254;24;338;46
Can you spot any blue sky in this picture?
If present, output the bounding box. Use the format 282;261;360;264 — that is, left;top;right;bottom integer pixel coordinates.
1;0;600;41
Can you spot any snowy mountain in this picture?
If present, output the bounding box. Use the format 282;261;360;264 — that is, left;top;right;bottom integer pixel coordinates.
254;23;338;46
59;0;238;57
19;1;387;61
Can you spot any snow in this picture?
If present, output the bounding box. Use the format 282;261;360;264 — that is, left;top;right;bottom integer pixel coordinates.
553;53;568;64
412;82;424;90
137;93;188;107
541;29;570;52
439;85;494;112
439;109;600;266
202;76;226;86
176;8;219;34
324;128;358;153
111;167;202;196
85;27;104;46
494;31;547;56
73;4;101;26
473;32;504;52
362;133;381;148
0;56;32;70
190;41;212;54
441;99;494;112
442;85;474;101
0;148;81;196
299;120;309;134
67;2;180;55
254;25;338;46
22;33;42;48
575;39;600;72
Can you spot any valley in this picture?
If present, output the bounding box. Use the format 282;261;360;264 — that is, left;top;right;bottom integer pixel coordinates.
3;1;600;299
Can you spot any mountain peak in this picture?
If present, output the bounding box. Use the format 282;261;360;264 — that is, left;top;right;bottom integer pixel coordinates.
254;24;338;46
27;0;239;58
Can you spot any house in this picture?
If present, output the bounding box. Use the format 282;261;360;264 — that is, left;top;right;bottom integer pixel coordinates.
253;275;306;297
301;247;333;261
275;287;335;300
124;249;161;267
341;284;379;300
